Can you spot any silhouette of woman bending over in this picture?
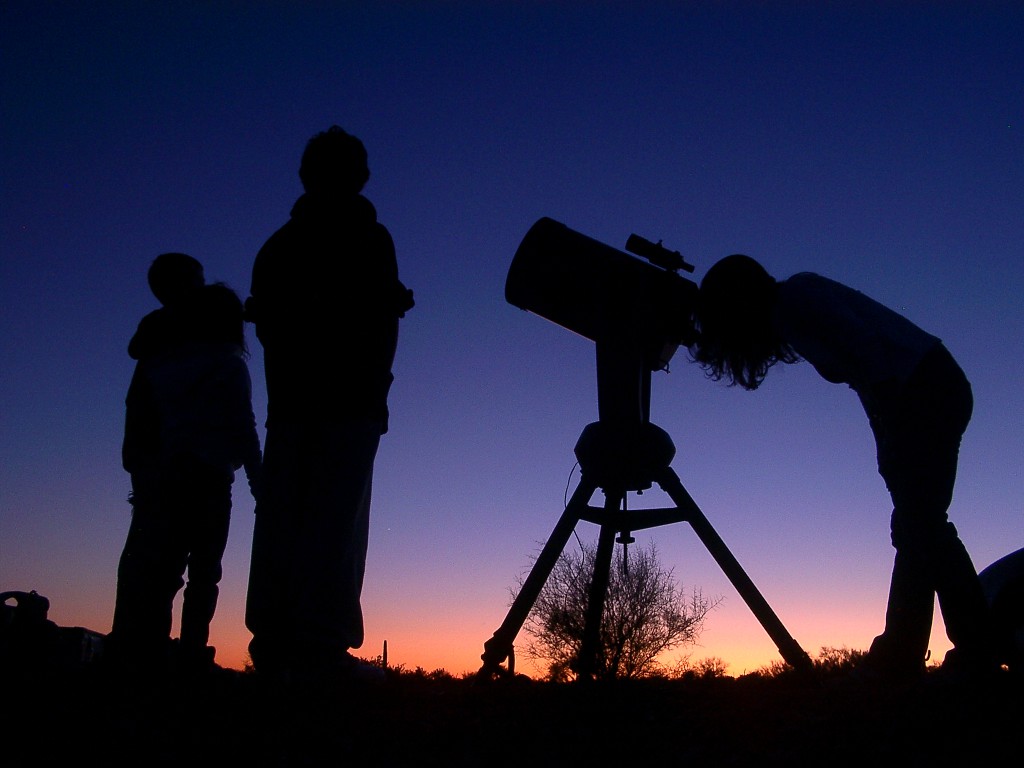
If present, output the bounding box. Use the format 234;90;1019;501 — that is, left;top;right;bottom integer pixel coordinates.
689;254;995;682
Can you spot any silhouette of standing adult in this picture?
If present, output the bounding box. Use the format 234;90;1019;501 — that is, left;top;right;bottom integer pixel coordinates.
244;126;413;681
689;255;995;682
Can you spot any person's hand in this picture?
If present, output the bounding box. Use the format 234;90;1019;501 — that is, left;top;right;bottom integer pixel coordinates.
245;462;264;506
394;283;414;317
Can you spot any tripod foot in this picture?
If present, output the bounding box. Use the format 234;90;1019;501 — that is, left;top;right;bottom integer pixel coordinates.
474;662;514;685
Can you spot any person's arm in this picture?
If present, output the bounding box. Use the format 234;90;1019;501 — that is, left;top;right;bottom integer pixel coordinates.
236;363;264;504
128;310;164;360
211;352;264;503
122;362;159;473
376;226;414;318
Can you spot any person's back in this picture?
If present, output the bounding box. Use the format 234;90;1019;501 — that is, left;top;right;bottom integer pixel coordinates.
146;283;262;478
248;191;406;424
246;127;412;428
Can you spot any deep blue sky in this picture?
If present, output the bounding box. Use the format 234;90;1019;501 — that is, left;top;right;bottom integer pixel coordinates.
2;2;1021;675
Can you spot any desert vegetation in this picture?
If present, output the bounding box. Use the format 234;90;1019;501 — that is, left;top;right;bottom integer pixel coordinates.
6;646;1019;767
516;540;720;681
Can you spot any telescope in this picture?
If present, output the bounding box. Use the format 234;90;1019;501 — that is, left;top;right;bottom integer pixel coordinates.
479;218;814;681
506;217;697;371
505;217;698;424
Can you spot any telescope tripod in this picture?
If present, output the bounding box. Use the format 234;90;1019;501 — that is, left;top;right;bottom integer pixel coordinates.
478;419;814;680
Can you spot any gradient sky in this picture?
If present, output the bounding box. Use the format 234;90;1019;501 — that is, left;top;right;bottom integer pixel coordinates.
3;2;1022;677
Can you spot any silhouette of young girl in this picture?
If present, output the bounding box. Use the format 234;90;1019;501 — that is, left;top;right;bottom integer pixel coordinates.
689;254;994;681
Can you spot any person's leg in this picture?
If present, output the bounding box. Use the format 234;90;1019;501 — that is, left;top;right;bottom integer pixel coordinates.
870;542;936;673
289;418;381;670
245;420;304;675
110;471;188;667
870;347;990;674
179;458;233;655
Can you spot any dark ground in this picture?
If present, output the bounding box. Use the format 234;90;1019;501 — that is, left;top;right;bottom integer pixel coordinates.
5;662;1021;767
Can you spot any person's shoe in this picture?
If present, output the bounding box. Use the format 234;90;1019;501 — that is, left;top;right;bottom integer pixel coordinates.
176;643;218;676
848;646;926;687
848;633;928;685
337;651;387;683
249;657;293;687
928;647;1002;686
291;651;387;687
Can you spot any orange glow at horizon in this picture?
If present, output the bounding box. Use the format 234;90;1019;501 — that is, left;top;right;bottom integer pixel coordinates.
39;552;957;678
44;609;959;678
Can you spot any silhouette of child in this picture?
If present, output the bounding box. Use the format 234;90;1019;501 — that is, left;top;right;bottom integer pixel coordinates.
111;265;262;674
689;254;996;682
122;252;205;478
126;251;206;358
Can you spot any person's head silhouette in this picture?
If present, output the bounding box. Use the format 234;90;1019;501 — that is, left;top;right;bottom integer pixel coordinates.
200;282;247;352
691;254;796;390
147;252;204;307
298;126;370;196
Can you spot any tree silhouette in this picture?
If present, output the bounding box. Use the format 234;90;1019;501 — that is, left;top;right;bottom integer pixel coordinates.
517;540;719;681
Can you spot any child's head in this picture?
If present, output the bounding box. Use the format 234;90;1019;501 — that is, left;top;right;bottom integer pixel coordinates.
148;252;205;307
200;282;247;352
299;125;370;196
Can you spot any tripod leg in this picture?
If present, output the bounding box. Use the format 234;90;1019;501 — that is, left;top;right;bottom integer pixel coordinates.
657;468;815;674
479;476;599;675
575;509;620;679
